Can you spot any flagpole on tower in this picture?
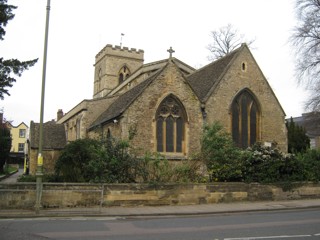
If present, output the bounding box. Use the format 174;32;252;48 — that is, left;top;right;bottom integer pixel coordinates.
120;33;124;48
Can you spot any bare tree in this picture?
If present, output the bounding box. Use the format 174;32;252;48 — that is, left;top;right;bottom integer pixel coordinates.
290;0;320;111
207;24;255;61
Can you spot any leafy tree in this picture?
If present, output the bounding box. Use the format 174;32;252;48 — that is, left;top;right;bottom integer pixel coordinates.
0;0;38;99
290;0;320;111
286;117;310;153
0;120;11;173
207;24;255;61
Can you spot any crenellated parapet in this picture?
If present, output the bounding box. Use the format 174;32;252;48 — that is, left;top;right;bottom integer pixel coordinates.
95;44;144;64
93;43;144;98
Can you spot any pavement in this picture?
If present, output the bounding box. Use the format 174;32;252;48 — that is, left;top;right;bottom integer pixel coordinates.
0;199;320;219
0;167;21;183
1;168;320;219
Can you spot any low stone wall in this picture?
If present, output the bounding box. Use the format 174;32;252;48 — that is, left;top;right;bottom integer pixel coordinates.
1;182;320;209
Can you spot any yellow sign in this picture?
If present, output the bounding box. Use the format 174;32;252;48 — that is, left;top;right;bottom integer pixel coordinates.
37;155;43;166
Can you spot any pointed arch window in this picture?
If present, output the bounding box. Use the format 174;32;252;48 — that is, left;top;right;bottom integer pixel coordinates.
156;95;186;153
118;65;131;84
231;90;260;149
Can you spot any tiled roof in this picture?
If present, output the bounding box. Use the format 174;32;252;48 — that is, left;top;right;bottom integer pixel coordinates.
30;121;66;149
89;46;244;129
89;68;164;129
186;46;241;102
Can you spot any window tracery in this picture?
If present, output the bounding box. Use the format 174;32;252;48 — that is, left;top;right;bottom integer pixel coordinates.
156;95;186;153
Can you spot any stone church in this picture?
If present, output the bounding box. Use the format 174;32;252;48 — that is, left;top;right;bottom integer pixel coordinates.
55;43;287;160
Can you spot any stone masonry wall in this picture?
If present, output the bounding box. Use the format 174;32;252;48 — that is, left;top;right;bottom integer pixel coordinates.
1;182;320;209
29;149;61;175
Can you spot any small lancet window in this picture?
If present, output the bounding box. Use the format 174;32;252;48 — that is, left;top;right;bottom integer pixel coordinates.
242;62;247;72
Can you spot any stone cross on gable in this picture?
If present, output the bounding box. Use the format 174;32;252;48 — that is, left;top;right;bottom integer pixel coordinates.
167;47;175;58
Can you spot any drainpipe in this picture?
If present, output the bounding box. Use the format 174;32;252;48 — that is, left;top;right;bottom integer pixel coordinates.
201;103;207;126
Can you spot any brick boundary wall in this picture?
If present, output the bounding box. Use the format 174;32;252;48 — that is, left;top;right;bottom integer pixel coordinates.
1;182;320;209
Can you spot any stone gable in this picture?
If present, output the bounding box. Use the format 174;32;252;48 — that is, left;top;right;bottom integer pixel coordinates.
117;60;203;156
204;46;287;151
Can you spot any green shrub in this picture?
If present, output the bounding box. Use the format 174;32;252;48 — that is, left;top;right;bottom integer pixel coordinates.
55;138;102;182
201;122;243;182
87;137;138;183
136;152;173;183
199;122;308;184
136;152;204;183
243;143;304;183
55;137;140;183
172;159;206;183
297;149;320;182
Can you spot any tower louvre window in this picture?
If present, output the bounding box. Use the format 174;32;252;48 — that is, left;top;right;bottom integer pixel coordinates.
118;65;131;84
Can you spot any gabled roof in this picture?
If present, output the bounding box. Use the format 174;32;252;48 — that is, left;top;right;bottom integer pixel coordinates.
187;45;242;102
89;67;165;130
30;121;66;149
5;121;28;129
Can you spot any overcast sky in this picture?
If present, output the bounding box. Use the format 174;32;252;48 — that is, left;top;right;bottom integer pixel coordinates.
0;0;309;126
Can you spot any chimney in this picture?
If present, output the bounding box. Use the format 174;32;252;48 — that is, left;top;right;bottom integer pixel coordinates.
57;109;64;121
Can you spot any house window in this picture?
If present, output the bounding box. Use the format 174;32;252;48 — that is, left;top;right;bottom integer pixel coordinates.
231;89;260;149
19;129;26;138
156;95;186;153
18;143;24;152
118;65;131;84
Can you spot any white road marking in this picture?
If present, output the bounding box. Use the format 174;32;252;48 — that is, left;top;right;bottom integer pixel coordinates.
224;234;312;240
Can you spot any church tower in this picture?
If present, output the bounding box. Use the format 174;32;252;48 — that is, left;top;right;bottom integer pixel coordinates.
93;44;144;98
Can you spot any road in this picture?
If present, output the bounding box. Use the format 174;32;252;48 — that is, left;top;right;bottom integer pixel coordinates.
0;208;320;240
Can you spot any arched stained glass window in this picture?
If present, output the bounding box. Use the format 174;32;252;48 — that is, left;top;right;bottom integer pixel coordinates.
231;90;260;149
156;95;186;153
